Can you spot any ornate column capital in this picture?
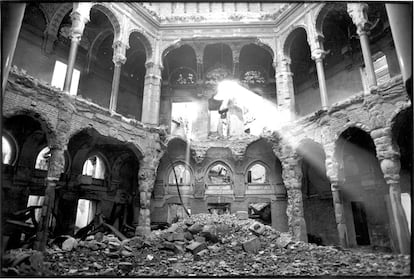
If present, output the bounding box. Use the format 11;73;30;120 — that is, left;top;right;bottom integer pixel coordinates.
311;48;329;62
347;3;371;35
70;8;90;39
112;40;127;65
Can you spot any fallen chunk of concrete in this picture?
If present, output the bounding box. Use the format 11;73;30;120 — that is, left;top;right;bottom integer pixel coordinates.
242;237;261;253
186;241;208;255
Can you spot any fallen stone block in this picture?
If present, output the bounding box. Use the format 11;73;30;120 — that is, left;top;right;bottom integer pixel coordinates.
94;232;104;242
276;233;294;249
163;233;174;242
184;231;193;241
249;222;266;236
118;262;133;274
188;223;203;234
166;223;179;233
186;241;208;255
242;237;261;253
236;211;249;220
200;231;219;243
194;236;206;243
160;241;180;253
172;232;186;242
62;237;78;251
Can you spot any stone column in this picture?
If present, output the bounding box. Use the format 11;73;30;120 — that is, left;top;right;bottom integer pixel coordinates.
35;147;66;251
231;45;241;78
312;48;329;109
196;57;203;82
347;3;377;89
193;43;205;82
136;154;161;237
280;153;308;242
63;4;90;93
331;181;349;247
233;56;240;78
275;58;295;117
372;128;410;254
271;195;289;232
2;3;26;94
385;4;412;87
109;41;127;113
141;62;163;125
325;142;349;247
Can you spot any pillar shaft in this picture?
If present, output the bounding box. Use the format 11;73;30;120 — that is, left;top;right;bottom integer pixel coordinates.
2;3;26;94
196;61;203;81
347;3;377;89
63;8;89;93
331;185;349;247
233;61;239;78
109;63;122;112
275;59;295;118
281;156;308;242
372;128;410;254
312;48;329;109
35;148;65;251
136;166;157;236
141;63;162;125
63;37;80;93
359;32;377;88
379;157;410;254
385;4;412;84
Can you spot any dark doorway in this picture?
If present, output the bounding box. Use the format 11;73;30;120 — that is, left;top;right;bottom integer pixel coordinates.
351;201;370;245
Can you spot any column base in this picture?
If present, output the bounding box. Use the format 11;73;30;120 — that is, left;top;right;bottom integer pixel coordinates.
135;225;151;237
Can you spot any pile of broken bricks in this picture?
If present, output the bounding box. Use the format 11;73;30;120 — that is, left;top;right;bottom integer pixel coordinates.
2;212;411;276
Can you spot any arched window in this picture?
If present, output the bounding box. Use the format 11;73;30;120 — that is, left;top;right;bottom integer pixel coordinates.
247;163;268;184
75;199;96;232
373;52;390;85
207;162;232;185
35;146;50;170
168;163;192;185
2;135;17;165
82;155;106;179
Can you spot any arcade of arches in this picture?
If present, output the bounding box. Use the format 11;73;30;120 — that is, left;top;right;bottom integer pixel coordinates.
2;2;412;255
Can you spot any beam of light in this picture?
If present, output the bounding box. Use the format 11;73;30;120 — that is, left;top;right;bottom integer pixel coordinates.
214;80;293;136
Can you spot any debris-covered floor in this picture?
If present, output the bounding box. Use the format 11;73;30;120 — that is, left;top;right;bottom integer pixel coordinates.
2;213;411;277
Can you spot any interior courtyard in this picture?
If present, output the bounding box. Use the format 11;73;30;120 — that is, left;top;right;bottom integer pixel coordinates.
1;1;412;276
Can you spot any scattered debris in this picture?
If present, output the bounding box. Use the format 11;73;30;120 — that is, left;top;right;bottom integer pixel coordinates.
2;213;410;277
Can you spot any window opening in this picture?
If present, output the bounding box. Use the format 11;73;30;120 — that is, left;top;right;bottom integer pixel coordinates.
208;203;230;215
51;60;80;96
373;53;390;85
2;136;14;165
208;163;231;184
26;195;44;223
171;102;198;137
74;199;96;233
351;201;370;245
168;164;191;185
82;155;105;179
247;163;267;183
35;147;50;170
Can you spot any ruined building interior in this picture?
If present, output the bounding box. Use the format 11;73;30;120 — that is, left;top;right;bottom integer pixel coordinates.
1;1;412;257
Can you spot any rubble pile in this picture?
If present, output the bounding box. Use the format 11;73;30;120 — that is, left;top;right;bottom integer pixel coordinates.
2;213;411;277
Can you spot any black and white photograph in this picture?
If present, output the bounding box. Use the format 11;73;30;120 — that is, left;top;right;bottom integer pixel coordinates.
1;1;412;277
